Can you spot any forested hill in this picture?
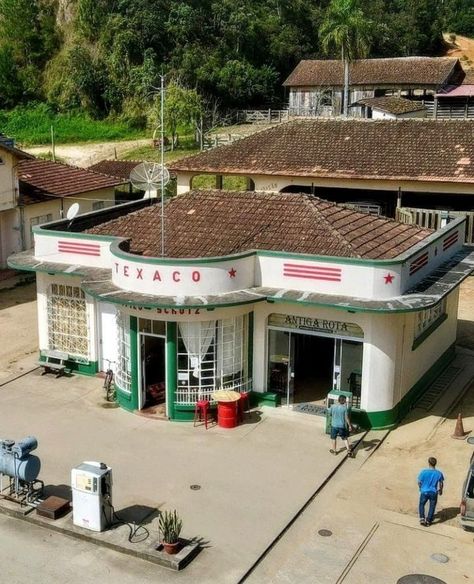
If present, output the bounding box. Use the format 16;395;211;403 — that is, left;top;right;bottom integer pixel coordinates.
0;0;473;121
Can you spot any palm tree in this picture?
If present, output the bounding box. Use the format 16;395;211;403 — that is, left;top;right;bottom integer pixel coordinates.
319;0;373;117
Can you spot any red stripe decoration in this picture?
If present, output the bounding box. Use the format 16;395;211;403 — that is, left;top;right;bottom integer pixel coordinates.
57;240;101;257
409;252;429;276
283;262;342;282
442;231;458;251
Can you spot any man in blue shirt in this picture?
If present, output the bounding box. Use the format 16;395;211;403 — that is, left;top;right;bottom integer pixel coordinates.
418;457;444;526
329;395;354;457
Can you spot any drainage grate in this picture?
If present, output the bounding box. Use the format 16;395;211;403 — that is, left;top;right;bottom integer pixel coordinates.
414;366;461;411
318;529;332;537
190;484;201;491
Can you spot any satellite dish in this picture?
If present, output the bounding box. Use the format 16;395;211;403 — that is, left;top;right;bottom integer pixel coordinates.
129;162;170;199
66;203;80;221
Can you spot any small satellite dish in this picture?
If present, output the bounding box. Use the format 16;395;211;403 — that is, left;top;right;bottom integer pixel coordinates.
66;203;80;221
129;162;170;199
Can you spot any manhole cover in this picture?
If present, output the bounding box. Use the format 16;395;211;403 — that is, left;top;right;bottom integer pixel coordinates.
397;576;447;584
318;529;332;537
431;553;449;564
190;484;201;490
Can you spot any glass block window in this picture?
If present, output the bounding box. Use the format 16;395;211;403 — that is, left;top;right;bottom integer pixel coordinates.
176;315;250;405
415;299;446;339
116;311;132;393
47;284;89;358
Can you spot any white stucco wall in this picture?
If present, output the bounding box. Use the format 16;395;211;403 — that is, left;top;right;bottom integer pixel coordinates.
395;288;459;399
175;170;474;197
0;150;18;212
371;108;426;120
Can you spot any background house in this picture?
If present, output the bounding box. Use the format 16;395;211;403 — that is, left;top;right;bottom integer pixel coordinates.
18;159;127;250
283;57;466;118
0;137;34;268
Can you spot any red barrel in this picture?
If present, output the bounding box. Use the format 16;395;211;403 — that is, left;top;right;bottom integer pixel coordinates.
217;401;238;428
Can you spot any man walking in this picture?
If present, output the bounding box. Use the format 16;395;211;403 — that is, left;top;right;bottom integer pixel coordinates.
329;395;354;457
418;457;444;526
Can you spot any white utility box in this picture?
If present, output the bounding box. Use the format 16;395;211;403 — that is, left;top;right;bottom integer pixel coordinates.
71;461;113;532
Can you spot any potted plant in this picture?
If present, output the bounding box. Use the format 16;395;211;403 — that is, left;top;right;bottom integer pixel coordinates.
159;509;183;554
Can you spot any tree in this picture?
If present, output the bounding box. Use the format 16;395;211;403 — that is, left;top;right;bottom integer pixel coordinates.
319;0;373;117
159;81;203;150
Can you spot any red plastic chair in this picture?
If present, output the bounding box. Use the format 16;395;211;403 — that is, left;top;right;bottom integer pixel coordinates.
194;399;211;429
238;391;250;422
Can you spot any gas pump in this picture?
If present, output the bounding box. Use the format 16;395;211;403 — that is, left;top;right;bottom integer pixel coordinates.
71;461;113;532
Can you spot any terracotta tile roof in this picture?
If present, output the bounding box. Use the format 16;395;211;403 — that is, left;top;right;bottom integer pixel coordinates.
88;160;142;180
169;119;474;183
283;57;460;87
355;96;426;115
18;159;126;205
86;190;432;260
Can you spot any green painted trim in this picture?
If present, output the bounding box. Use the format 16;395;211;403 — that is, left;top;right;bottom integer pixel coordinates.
173;404;196;422
166;322;177;420
39;352;98;376
412;313;448;350
115;387;134;411
396;342;456;423
269;296;425;314
111;241;255;265
117;315;139;411
33;225;117;243
83;285;266;310
252;391;280;408
248;312;254;381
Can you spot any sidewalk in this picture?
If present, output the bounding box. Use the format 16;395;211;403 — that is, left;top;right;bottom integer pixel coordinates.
0;368;363;583
1;346;473;583
246;347;474;584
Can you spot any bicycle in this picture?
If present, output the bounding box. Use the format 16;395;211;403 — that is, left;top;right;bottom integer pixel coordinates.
103;359;116;402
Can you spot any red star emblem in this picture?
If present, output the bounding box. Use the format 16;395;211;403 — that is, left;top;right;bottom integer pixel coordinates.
384;273;395;284
228;268;237;278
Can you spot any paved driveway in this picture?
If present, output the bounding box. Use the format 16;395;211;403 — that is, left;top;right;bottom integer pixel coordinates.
0;370;348;583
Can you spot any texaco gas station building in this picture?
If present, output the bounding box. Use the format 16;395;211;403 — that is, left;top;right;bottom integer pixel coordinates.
9;190;474;428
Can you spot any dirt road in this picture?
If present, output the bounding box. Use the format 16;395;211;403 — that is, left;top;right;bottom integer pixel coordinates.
25;138;150;168
443;34;474;69
0;283;38;380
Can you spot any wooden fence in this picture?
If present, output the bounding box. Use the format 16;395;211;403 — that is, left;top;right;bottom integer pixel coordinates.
236;109;289;124
396;207;474;243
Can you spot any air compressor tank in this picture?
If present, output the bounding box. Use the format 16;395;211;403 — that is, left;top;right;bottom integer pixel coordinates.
0;437;41;482
0;455;40;482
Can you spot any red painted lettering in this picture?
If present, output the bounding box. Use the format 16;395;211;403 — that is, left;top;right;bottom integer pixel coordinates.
153;270;162;281
136;268;143;280
192;271;201;282
172;271;181;282
123;265;129;277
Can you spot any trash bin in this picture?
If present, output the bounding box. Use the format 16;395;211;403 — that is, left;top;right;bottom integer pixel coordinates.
217;401;238;428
